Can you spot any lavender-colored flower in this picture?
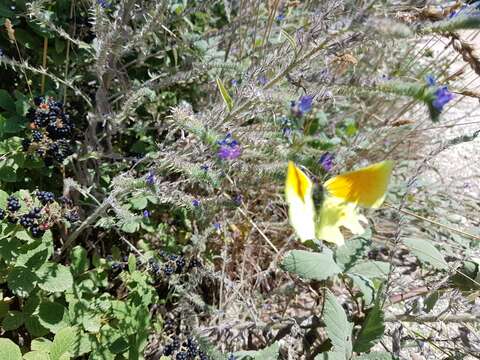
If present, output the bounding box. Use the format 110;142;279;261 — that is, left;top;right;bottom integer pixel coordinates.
233;194;243;206
145;170;155;185
425;74;436;87
97;0;111;8
432;86;454;112
217;134;241;160
298;95;314;114
319;152;334;172
257;75;268;86
218;144;241;160
231;79;238;87
200;164;209;172
213;222;221;230
276;13;286;21
143;210;150;218
192;199;201;207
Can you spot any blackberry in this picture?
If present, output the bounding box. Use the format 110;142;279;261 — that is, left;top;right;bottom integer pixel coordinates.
33;113;49;128
175;256;186;272
106;255;113;262
58;196;73;206
163;344;173;356
21;138;31;151
30;225;45;238
28;207;42;219
111;262;122;271
176;352;188;360
19;215;34;229
37;191;55;205
163;264;174;276
198;351;209;360
7;196;21;212
33;96;44;106
0;209;5;220
168;254;178;261
148;257;156;264
188;258;201;269
150;262;160;273
172;336;180;350
64;211;80;223
186;337;198;357
32;130;43;142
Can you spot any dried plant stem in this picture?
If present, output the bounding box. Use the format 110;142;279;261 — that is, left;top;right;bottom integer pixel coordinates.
384;203;480;241
41;37;48;93
385;313;480;323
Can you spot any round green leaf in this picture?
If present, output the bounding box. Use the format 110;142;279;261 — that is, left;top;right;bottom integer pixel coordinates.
36;263;73;293
38;302;70;333
281;250;341;281
7;266;38;297
0;338;22;360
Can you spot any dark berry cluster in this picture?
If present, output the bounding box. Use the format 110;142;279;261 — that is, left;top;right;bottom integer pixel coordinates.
22;96;75;165
0;192;79;238
162;333;210;360
147;252;201;279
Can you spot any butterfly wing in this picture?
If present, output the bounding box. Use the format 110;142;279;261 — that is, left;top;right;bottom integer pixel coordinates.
285;162;316;241
323;160;393;208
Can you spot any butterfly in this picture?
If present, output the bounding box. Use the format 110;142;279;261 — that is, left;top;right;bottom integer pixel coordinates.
285;160;393;246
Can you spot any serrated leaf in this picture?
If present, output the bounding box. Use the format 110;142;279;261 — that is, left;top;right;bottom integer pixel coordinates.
2;310;24;330
403;238;448;270
25;315;50;337
347;261;390;280
31;337;53;352
70;246;89;276
281;250;341;281
347;273;375;305
23;351;51;360
323;290;353;357
335;231;371;270
38;302;70;333
216;78;234;111
355;352;393;360
7;266;38;297
36;263;73;292
128;253;137;273
0;338;22;360
50;326;79;360
353;301;385;352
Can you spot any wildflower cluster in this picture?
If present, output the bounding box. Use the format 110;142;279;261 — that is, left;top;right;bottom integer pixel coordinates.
22;97;75;165
217;133;241;160
425;75;454;121
0;192;79;238
291;95;314;117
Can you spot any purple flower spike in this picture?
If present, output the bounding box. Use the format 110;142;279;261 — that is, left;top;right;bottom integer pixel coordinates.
145;170;156;185
298;95;314;114
319;152;334;172
432;86;454;112
143;210;150;218
425;74;436;87
217;134;241;160
192;199;201;207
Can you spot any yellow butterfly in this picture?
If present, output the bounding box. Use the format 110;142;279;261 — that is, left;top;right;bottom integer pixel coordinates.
285;160;393;246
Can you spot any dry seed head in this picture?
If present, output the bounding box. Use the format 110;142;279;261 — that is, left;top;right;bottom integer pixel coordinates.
4;18;15;43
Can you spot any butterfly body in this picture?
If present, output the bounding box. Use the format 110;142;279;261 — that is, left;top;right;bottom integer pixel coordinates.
285;160;393;246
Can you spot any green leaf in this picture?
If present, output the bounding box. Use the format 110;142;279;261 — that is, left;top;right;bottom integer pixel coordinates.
323;290;353;357
23;351;50;360
281;250;341;281
2;310;24;330
31;337;53;352
335;231;371;270
353;302;385;352
424;290;440;313
38;302;70;333
254;342;280;359
0;90;16;113
403;238;448;270
121;220;140;233
347;273;375;305
25;315;50;337
354;352;393;360
36;263;73;292
315;352;346;360
130;196;148;210
128;253;137;273
216;78;234;111
7;266;38;297
347;261;390;280
50;326;79;360
70;246;89;276
0;338;22;360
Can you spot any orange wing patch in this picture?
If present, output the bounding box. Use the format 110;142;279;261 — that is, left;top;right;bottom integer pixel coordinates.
323;160;394;208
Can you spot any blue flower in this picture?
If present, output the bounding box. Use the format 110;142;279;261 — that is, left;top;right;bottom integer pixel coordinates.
319;152;334;172
145;171;155;185
291;95;314;116
425;74;436;87
217;134;241;160
213;222;221;230
143;210;150;218
192;199;201;207
432;86;454;112
257;75;268;85
97;0;111;8
231;79;238;87
200;164;209;172
276;13;286;21
233;194;243;206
